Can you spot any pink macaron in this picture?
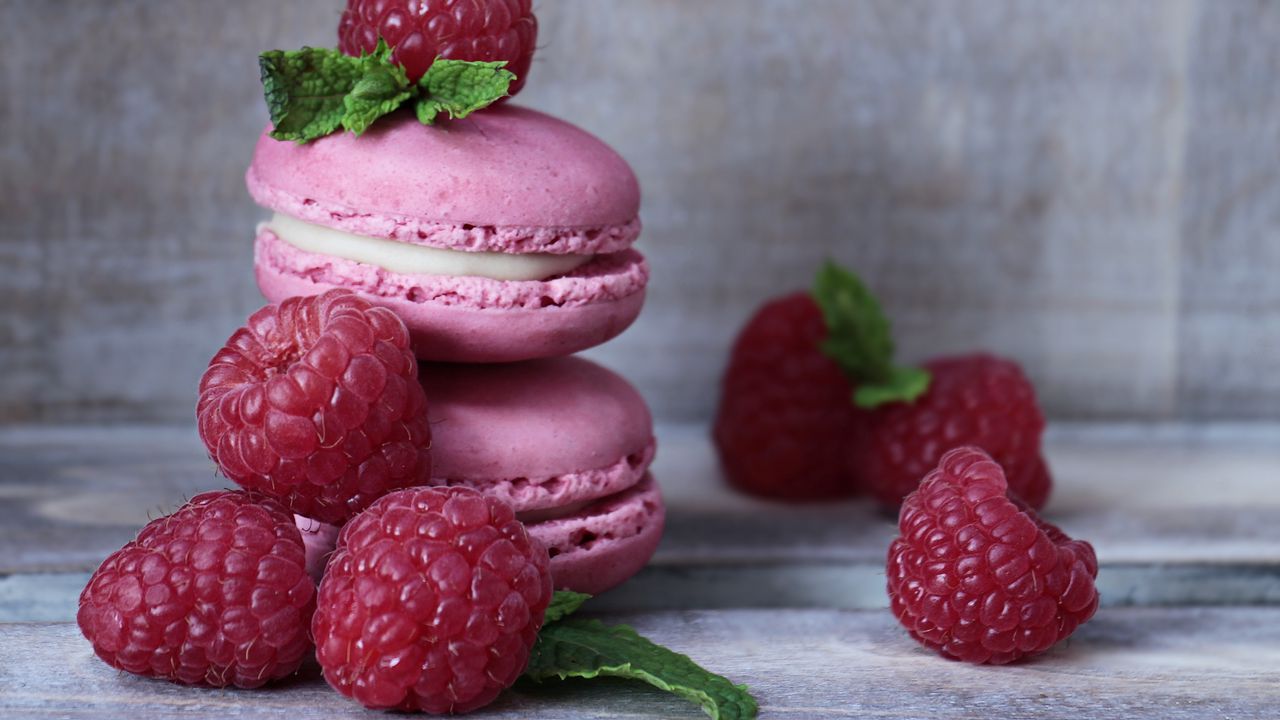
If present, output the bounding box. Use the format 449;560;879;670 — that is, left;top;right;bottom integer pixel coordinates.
419;356;664;595
246;106;647;363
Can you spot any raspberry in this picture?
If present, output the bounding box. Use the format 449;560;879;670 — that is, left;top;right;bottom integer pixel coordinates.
313;486;553;713
339;0;538;94
198;290;431;525
887;447;1098;664
76;491;315;687
850;354;1050;509
713;293;861;500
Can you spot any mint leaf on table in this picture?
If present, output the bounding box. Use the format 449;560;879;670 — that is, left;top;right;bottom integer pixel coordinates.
525;618;758;720
812;260;931;409
545;590;592;624
260;47;365;142
415;58;514;125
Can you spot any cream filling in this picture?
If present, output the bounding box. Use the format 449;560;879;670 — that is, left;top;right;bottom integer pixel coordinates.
516;499;596;524
266;213;592;281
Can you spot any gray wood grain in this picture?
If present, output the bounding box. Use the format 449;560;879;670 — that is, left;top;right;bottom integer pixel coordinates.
2;1;1279;424
4;607;1280;719
2;423;1278;615
1177;1;1280;419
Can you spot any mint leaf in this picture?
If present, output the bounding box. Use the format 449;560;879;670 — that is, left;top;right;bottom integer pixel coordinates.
853;365;931;407
341;53;412;135
260;47;365;142
415;58;514;125
525;618;758;720
812;261;931;408
545;590;592;624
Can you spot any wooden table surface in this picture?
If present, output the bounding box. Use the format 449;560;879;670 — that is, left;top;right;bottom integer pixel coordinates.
2;422;1279;718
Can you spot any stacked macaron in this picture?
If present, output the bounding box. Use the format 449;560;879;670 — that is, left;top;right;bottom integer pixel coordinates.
248;107;663;595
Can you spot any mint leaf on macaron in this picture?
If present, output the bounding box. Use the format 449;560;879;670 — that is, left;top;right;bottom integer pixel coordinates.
260;46;366;142
813;260;932;408
341;42;413;135
259;42;516;142
415;58;515;125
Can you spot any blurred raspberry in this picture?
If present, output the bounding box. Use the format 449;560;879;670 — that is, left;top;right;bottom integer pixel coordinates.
713;293;861;500
851;354;1050;509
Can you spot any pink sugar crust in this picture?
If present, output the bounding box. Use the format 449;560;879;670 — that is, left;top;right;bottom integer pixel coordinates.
294;515;340;584
530;474;665;595
420;356;654;501
255;230;647;362
246;107;641;255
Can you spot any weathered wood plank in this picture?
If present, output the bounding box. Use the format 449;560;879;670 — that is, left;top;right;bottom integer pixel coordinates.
1177;0;1280;419
3;608;1279;719
3;424;1279;563
2;423;1278;616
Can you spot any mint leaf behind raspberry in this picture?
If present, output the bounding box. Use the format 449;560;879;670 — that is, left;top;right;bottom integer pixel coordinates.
415;58;514;125
812;260;931;409
544;590;592;624
525;618;758;720
260;47;365;142
341;53;412;135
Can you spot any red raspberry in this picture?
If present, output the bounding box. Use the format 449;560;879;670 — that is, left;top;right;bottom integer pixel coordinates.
338;0;538;94
850;354;1050;509
712;293;861;500
197;290;431;525
76;491;315;687
313;486;553;713
887;447;1098;664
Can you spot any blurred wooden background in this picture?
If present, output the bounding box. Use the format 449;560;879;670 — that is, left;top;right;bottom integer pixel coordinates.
1;0;1277;424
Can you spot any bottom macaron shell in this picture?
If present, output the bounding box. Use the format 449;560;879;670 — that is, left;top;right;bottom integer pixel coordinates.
294;514;340;584
528;474;665;595
255;230;647;362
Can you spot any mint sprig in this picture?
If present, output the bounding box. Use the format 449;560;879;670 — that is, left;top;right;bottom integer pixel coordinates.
341;42;412;135
813;261;931;408
524;592;758;720
416;59;516;125
544;590;592;624
259;43;513;144
260;47;366;142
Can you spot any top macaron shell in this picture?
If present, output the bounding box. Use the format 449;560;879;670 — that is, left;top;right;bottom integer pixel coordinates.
246;106;641;255
247;107;647;362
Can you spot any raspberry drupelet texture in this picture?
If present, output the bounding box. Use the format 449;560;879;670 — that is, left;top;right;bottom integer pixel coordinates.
850;354;1051;509
76;491;315;688
313;486;553;713
713;293;861;500
339;0;538;94
887;447;1098;664
197;290;431;525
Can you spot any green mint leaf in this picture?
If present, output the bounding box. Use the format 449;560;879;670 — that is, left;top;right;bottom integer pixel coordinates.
812;260;931;408
260;47;366;143
341;52;412;135
545;591;592;624
525;618;758;720
853;365;931;408
415;58;514;125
